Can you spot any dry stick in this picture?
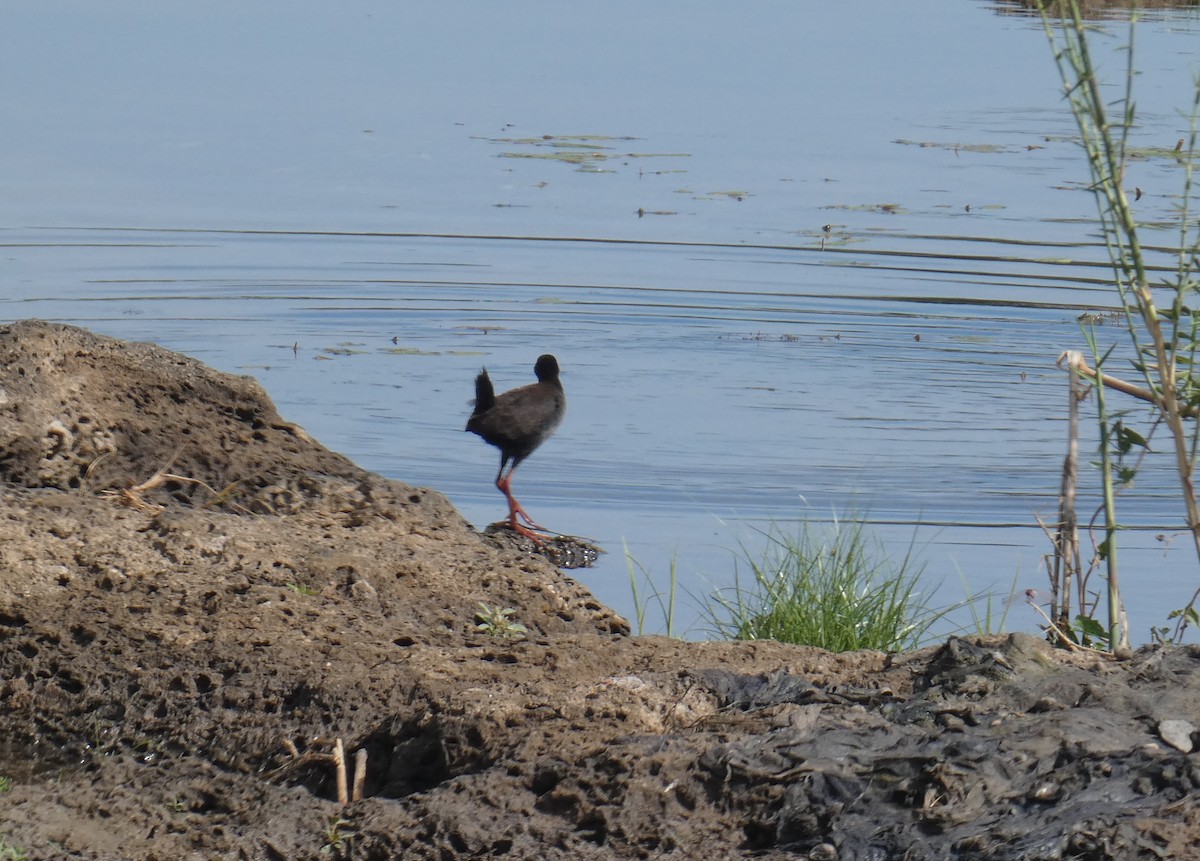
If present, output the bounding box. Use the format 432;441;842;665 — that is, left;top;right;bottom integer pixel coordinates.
333;738;348;806
1068;355;1200;418
98;443;253;516
1025;595;1089;653
1035;514;1090;650
352;748;368;803
1054;351;1084;636
271;737;354;806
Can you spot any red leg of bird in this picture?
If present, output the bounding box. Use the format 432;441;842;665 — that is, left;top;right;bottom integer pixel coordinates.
496;470;553;538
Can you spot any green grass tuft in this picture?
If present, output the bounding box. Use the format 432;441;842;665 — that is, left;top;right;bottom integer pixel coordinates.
706;517;941;652
624;541;679;637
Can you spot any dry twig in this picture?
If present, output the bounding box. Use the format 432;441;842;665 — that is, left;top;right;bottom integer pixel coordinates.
1061;353;1199;418
269;736;368;806
97;445;251;514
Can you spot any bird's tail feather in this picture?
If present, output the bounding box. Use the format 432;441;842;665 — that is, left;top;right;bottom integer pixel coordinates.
472;368;495;414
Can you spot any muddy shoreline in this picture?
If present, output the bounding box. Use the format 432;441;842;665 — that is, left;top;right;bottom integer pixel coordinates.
1;320;1198;860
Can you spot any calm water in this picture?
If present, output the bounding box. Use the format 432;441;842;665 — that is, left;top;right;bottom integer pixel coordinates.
4;2;1200;642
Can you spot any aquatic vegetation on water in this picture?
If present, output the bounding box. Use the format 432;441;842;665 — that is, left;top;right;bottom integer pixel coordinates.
478;132;691;172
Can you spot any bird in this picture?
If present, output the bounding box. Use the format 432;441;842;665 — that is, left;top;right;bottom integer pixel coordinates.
466;354;566;541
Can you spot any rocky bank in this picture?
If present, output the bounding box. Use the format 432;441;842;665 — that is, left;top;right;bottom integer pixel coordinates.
1;320;1199;860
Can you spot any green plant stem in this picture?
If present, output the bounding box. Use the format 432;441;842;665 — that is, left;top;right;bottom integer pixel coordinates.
624;540;646;635
1091;345;1122;650
624;541;678;637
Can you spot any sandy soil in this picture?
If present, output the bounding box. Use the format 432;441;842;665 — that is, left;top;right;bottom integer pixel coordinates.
1;320;1199;861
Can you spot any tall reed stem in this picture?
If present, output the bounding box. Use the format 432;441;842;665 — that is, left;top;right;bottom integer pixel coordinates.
1040;0;1200;641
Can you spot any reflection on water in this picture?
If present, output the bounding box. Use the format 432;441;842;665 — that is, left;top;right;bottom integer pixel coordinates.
4;2;1200;642
991;0;1200;20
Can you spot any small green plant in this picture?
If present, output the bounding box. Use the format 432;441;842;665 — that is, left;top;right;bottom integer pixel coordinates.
706;516;941;652
1150;606;1200;645
0;834;28;861
0;776;12;793
285;583;319;597
474;603;528;640
319;816;354;858
624;541;679;637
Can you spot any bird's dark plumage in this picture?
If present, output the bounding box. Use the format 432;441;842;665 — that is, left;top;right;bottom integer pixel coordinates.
466;354;565;539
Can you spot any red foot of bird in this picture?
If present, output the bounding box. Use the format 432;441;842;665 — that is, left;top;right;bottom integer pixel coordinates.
504;492;557;543
506;515;551;544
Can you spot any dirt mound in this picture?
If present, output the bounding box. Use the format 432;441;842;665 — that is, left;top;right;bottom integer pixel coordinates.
1;320;1198;860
